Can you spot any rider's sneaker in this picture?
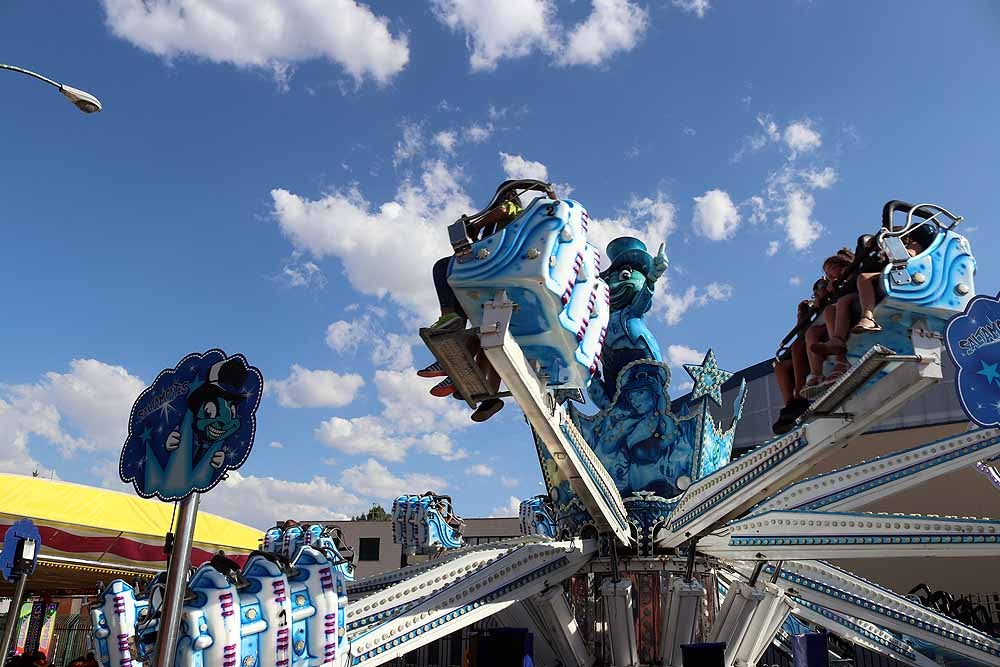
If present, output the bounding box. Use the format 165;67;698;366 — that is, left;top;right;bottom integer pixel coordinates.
430;377;455;397
471;399;504;422
417;361;447;378
428;313;464;330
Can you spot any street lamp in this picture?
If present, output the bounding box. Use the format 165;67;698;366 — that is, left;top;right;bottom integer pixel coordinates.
0;62;102;113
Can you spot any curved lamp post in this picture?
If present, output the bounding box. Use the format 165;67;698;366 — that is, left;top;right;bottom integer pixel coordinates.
0;63;102;113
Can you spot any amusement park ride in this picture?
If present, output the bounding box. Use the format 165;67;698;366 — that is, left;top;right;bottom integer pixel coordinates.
90;186;1000;666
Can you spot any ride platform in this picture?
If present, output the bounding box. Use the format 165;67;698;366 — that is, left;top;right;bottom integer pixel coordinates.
419;325;511;408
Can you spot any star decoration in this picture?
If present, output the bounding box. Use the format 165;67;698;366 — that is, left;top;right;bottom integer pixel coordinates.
977;361;1000;386
683;348;733;407
157;399;178;421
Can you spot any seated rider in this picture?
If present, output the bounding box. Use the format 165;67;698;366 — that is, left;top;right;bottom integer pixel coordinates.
851;232;924;334
418;180;555;423
802;249;856;395
772;297;813;434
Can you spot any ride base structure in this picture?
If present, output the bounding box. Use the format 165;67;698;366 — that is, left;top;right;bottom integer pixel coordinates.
91;195;999;666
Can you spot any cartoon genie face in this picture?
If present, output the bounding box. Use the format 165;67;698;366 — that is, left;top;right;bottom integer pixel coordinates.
186;357;248;445
607;264;650;310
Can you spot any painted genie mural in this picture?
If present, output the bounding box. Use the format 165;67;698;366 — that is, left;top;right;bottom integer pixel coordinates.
566;237;746;501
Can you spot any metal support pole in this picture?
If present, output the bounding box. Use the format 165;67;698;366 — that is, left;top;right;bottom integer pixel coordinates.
684;538;699;582
0;572;29;661
770;561;784;584
154;493;200;667
748;560;766;587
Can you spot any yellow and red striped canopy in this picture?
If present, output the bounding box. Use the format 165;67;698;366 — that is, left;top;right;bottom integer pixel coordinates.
0;473;259;571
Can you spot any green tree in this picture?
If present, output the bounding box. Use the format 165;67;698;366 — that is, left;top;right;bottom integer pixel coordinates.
353;503;390;521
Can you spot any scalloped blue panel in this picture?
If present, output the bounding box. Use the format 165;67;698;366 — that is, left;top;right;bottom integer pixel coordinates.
845;229;975;366
881;229;976;316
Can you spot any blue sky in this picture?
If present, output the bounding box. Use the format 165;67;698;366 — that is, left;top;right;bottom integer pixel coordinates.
2;0;999;527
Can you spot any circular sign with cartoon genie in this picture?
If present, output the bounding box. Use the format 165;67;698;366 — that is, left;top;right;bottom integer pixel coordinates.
945;292;1000;428
119;349;263;501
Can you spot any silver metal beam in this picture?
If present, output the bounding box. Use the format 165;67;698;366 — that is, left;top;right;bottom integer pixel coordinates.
480;294;631;544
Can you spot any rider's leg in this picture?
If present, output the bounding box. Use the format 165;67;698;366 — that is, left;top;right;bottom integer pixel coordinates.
471;352;504;422
430;256;467;329
853;272;882;333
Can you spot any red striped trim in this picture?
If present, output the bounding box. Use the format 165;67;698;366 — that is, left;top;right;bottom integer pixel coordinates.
0;522;247;568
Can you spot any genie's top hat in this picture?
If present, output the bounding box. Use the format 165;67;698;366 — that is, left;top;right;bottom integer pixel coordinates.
187;357;250;410
605;236;654;276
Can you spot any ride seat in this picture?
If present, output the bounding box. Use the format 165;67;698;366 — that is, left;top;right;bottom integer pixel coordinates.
447;196;610;388
846;225;975;363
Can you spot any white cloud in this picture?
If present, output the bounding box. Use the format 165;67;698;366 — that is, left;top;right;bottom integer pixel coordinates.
430;0;555;71
764;164;836;251
782;189;822;251
341;458;447;502
201;471;360;529
761;115;781;142
732;114;822;164
271;365;364;408
370;334;415;371
432;0;646;71
271;159;470;318
499;152;573;198
500;475;519;488
463;123;493;143
705;283;733;300
393;120;425;167
433;131;458;153
665;344;705;368
749;196;768;224
784;120;822;157
672;0;710;18
279;254;326;288
326;316;415;370
100;0;409;86
500;151;549;181
732;114;837;252
789;276;802;286
0;432;51;478
465;463;493;476
315;367;471;463
375;368;469;434
417;432;469;461
588;193;676;267
660;283;734;325
269;441;284;449
315;415;405;461
692;189;741;241
0;359;145;459
802;167;838;190
490;495;522;518
326;318;377;354
560;0;649;67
